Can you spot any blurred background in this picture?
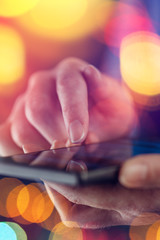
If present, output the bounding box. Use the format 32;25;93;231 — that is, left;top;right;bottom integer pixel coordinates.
1;0;160;239
0;0;115;124
1;0;160;137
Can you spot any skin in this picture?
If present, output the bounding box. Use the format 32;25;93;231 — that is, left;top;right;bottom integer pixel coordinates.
0;57;159;229
44;182;160;229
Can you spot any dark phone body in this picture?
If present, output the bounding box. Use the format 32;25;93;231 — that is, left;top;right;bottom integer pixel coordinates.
0;138;160;186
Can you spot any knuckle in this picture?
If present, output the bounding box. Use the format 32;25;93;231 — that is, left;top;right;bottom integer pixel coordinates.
59;57;79;69
28;71;49;89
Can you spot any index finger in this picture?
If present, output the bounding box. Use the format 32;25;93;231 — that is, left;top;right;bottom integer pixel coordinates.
56;58;89;144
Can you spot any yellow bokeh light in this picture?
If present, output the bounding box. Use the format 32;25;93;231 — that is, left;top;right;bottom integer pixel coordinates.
146;220;160;240
40;209;61;231
0;178;23;218
32;191;54;223
7;184;25;218
49;221;83;240
0;25;25;85
129;213;160;240
17;183;42;223
17;183;54;223
16;0;115;41
156;224;160;240
120;31;160;96
31;0;88;30
0;0;39;17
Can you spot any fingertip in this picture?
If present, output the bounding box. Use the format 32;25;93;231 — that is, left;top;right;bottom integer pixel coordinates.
119;163;148;188
83;64;101;79
83;64;101;86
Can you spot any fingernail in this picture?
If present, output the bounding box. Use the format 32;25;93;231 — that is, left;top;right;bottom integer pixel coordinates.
66;160;87;172
83;65;101;81
119;164;148;187
69;120;85;143
22;144;44;153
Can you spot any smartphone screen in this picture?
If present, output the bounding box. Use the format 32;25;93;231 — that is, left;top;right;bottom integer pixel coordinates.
0;138;160;186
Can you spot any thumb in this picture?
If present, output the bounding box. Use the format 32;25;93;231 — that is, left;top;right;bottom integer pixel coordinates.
119;154;160;188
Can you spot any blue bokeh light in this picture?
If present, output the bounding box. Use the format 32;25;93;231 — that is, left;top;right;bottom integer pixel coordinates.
0;222;17;240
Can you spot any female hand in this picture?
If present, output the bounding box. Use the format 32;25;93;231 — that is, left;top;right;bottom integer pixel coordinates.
44;180;160;229
0;57;136;160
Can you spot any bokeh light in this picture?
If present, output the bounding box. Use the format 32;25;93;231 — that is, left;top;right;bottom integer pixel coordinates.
120;31;160;107
129;213;160;240
5;222;27;240
0;177;55;228
40;208;61;232
17;183;54;223
31;0;88;30
104;2;153;50
0;178;23;218
0;222;17;240
16;0;115;41
32;189;54;223
121;31;160;96
0;222;27;240
49;221;83;240
146;220;160;240
7;184;25;218
129;225;149;240
0;25;25;91
17;183;44;223
0;0;39;17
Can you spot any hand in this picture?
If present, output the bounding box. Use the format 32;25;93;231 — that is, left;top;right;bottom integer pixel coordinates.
44;181;160;229
0;57;158;229
43;142;160;229
0;57;136;159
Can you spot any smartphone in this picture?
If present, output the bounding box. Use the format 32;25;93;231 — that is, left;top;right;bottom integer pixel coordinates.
0;138;160;186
